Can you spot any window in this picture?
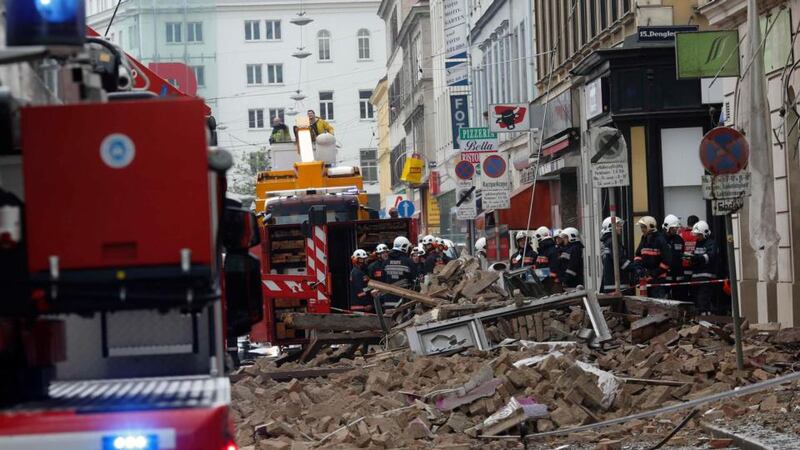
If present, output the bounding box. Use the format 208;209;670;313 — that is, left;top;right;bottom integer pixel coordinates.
360;149;377;182
246;64;262;85
248;109;265;129
318;30;331;61
265;20;281;40
357;29;371;60
245;20;261;41
267;64;283;84
319;91;334;120
269;108;285;123
390;141;406;188
128;24;138;48
187;22;203;42
166;22;182;43
359;90;374;119
191;66;205;87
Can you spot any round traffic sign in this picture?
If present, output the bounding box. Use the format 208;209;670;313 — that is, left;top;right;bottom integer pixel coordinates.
455;160;475;180
482;154;506;178
397;200;415;218
699;127;749;175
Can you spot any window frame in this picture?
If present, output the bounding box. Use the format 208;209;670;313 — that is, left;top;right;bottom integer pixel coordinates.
357;29;371;60
319;91;334;120
244;20;261;41
266;63;284;85
191;65;205;87
187;22;203;43
317;30;332;61
165;22;182;44
246;64;263;86
248;108;265;129
359;90;375;120
265;20;282;41
359;148;378;183
269;108;285;123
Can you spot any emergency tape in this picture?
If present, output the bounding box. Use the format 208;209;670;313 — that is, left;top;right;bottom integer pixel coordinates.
639;278;728;288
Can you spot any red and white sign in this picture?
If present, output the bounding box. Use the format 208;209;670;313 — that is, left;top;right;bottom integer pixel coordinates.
490;103;530;132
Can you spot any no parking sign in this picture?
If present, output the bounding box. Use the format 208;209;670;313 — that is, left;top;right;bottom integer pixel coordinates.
480;153;510;209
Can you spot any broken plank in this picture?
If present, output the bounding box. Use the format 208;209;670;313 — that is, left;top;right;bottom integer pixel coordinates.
368;279;442;307
461;272;501;298
619;377;688;387
282;312;382;332
624;296;693;320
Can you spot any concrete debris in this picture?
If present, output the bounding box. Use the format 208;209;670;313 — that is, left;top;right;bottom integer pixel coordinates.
232;311;800;448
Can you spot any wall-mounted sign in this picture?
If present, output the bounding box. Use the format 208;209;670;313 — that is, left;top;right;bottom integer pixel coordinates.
637;25;698;42
450;95;469;150
585;77;603;120
541;89;574;140
676;30;740;79
489;103;530;132
446;60;469;86
458;127;498;163
443;0;468;59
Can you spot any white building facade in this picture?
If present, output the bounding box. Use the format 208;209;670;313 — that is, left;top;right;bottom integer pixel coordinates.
215;0;386;204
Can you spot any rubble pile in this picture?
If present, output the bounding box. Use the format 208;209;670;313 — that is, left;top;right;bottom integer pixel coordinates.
231;320;800;449
420;258;508;305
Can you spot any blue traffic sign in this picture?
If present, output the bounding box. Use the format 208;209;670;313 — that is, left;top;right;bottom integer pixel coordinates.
455;160;475;180
397;200;415;218
482;154;506;178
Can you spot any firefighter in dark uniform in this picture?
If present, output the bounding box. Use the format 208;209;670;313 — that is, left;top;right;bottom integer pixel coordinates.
410;245;426;288
533;226;561;293
599;217;632;294
663;214;686;300
367;243;389;280
688;220;719;314
634;216;672;298
382;236;418;308
349;249;372;312
558;227;584;288
510;231;536;270
423;237;450;274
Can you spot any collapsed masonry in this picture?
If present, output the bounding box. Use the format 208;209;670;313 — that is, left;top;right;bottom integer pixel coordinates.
231;256;800;449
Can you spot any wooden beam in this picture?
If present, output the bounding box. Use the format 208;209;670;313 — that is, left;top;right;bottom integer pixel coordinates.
282;312;382;331
260;367;356;381
630;313;672;344
367;279;442;307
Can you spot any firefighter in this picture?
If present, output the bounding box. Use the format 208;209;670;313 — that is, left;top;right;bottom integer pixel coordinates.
553;228;564;248
599;217;632;294
307;109;334;140
424;237;450;274
411;245;427;286
349;249;372;312
533;226;561;292
367;243;389;280
663;214;686;300
680;215;700;282
421;235;436;255
269;116;292;144
634;216;672;298
559;227;584;288
510;231;536;270
474;237;488;270
382;236;418;307
688;220;718;314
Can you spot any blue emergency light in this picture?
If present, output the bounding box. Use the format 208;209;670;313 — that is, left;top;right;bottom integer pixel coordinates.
5;0;86;46
102;433;159;450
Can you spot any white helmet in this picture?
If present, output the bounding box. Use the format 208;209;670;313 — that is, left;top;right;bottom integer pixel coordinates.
422;235;436;246
444;239;455;251
393;236;412;253
601;217;624;235
562;227;580;243
515;231;528;242
475;237;487;252
414;244;426;256
435;237;445;247
692;220;711;239
375;244;389;254
351;249;368;260
662;214;681;231
637;216;658;233
553;228;562;239
533;226;552;243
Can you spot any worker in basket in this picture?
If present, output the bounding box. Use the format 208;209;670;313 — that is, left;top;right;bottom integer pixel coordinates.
349;249;373;312
307;109;334;141
269;116;292;144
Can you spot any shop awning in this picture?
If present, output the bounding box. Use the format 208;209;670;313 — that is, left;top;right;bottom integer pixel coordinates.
497;182;552;229
542;135;570;156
